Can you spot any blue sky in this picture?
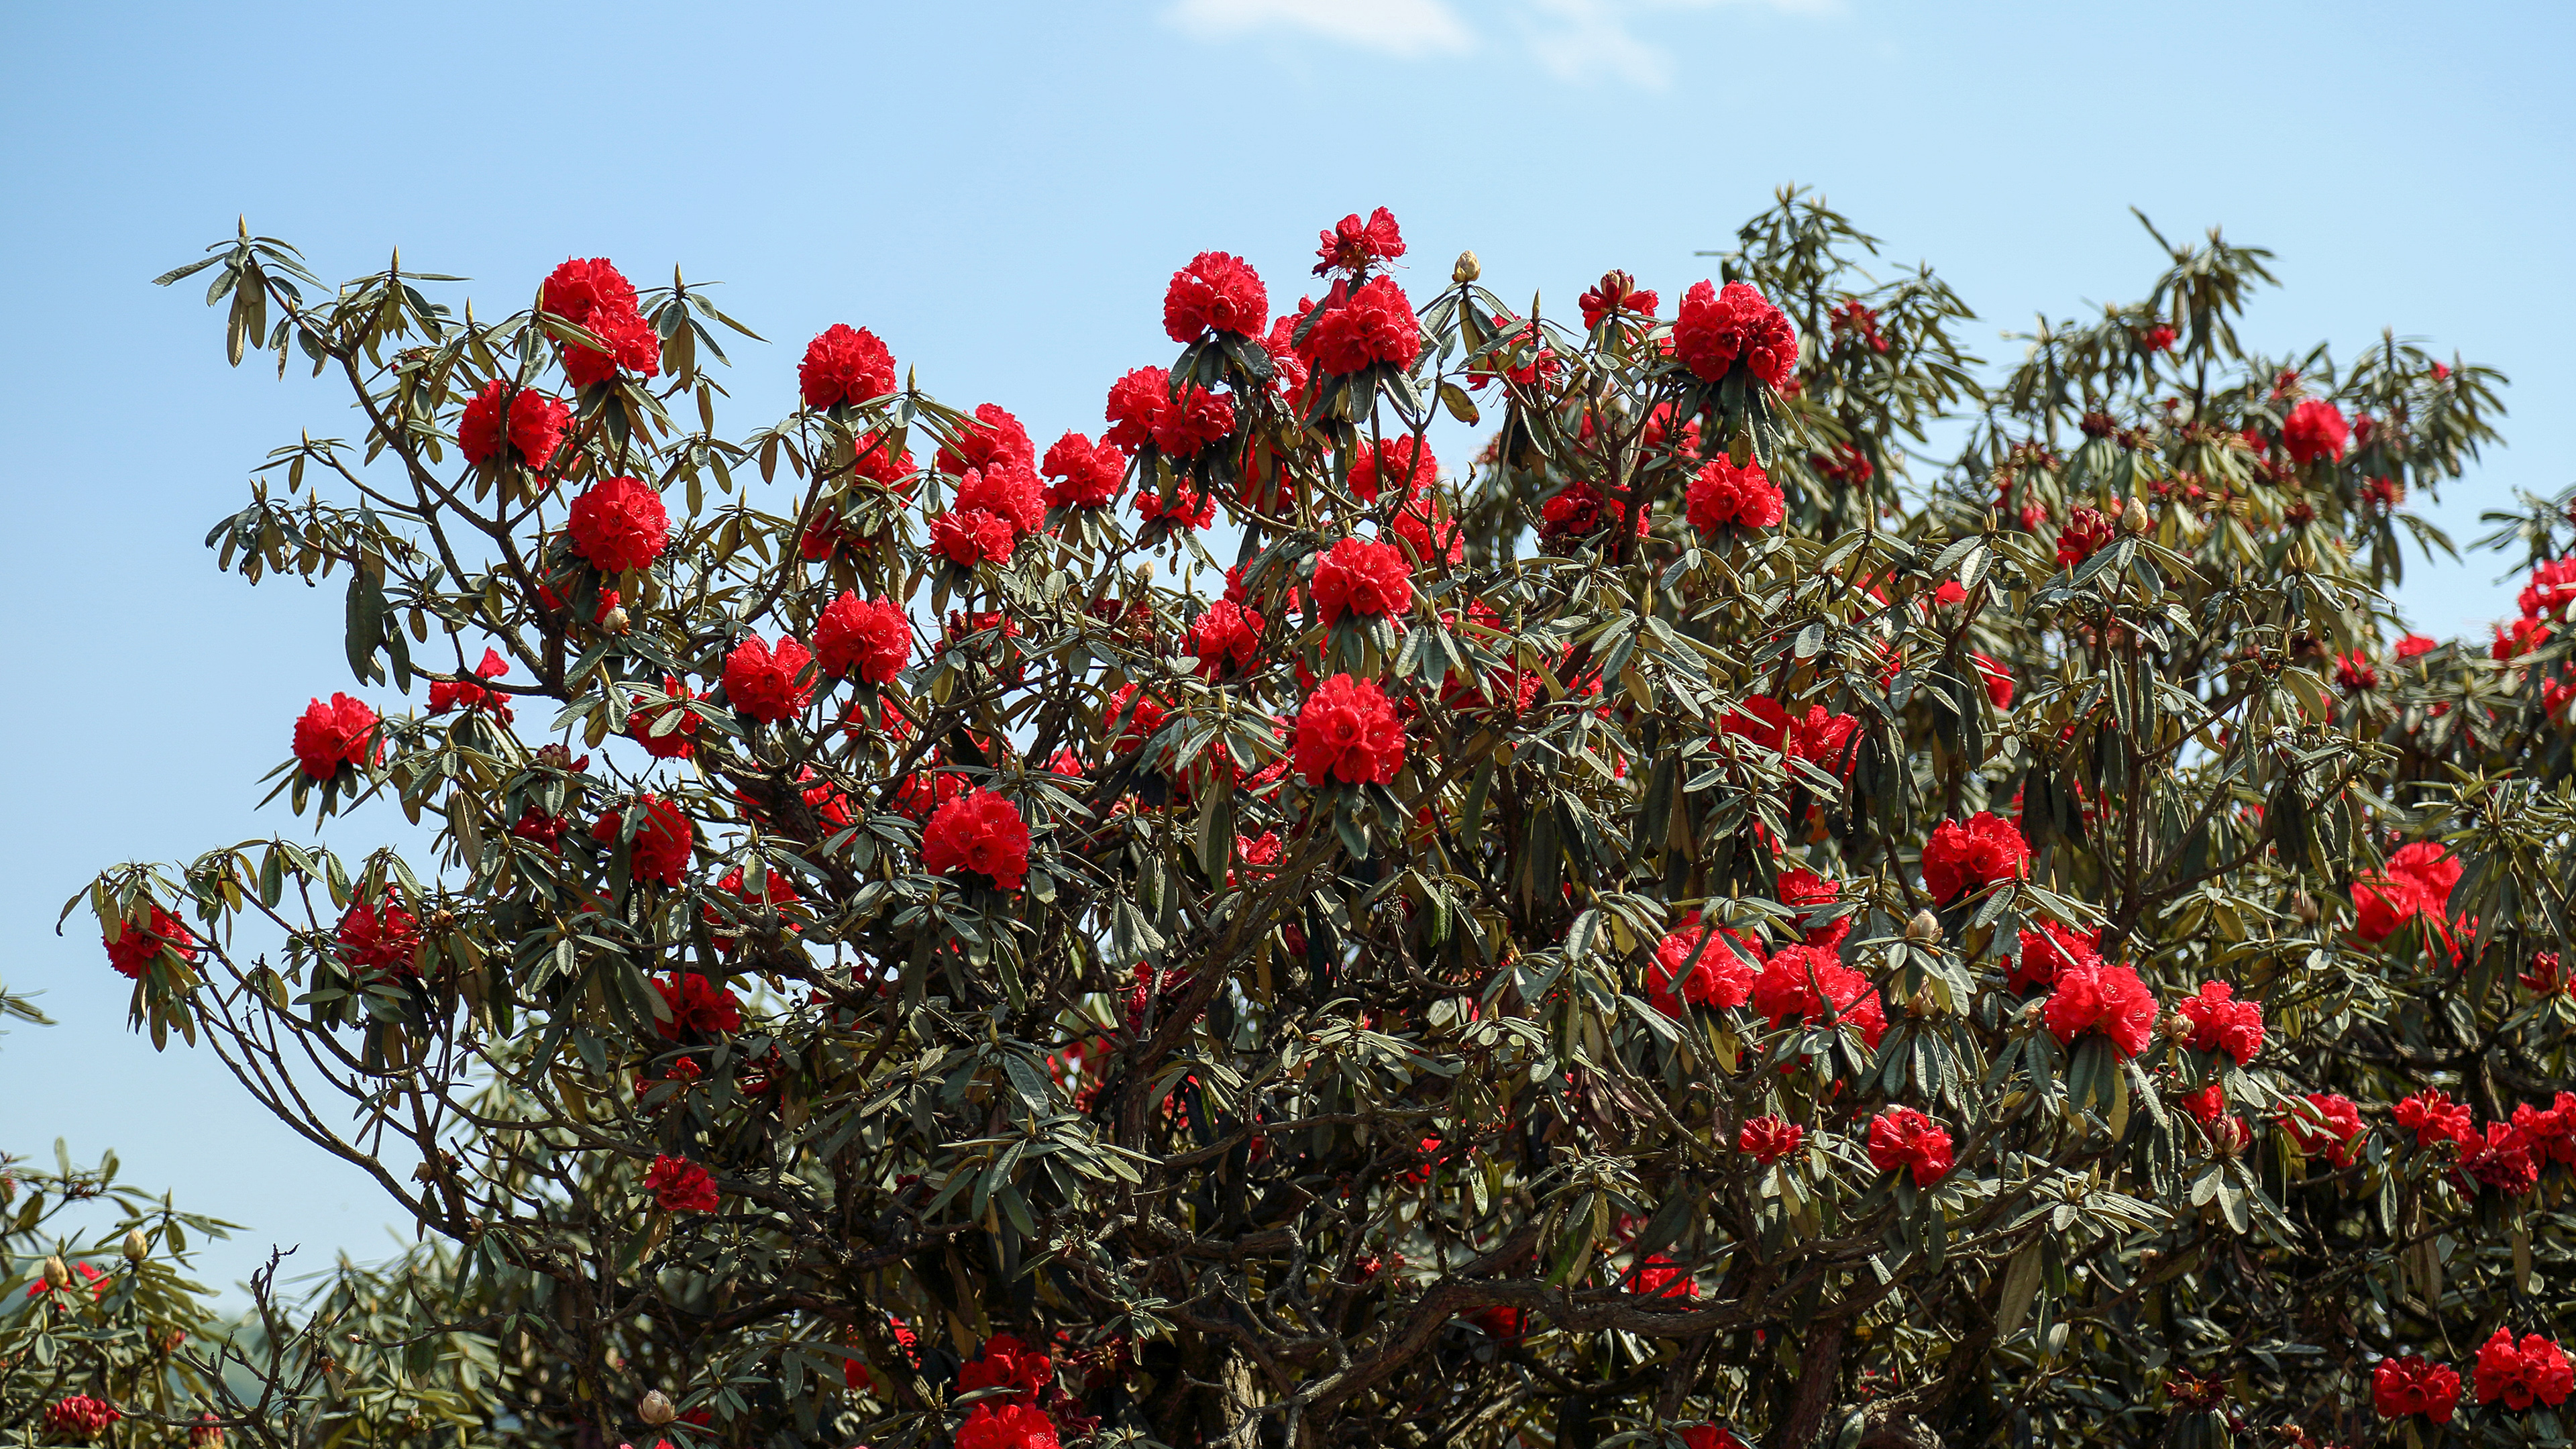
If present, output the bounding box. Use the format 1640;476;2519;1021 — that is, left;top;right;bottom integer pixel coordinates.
3;0;2569;1297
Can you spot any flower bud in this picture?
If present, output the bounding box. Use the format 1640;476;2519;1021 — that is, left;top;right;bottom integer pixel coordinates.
638;1391;677;1426
1905;909;1940;945
1452;250;1480;284
2290;891;2319;924
123;1229;150;1263
600;606;632;635
43;1255;72;1290
1906;983;1944;1019
2122;496;2153;535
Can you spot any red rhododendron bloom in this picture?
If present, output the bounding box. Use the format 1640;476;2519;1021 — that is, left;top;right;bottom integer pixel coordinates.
652;971;741;1038
2281;398;2350;465
893;770;965;822
2474;1328;2573;1409
594;795;693;885
2392;633;2436;659
1163;250;1269;343
2055;506;2115;568
1294;674;1405;786
797;323;896;410
815;591;909;684
954;462;1048;539
541;257;638;329
958;1333;1053;1403
1971;652;2014;708
1537;479;1646;547
335;898;422;978
1132;478;1218;531
2373;1356;2461;1422
2176;980;2265;1063
1299;276;1421;375
1578;270;1658;329
1389;491;1464;566
722;634;813;723
559;304;663;388
566;476;669;573
1314;207;1405;276
2392;1087;2475;1148
2178;1083;2225;1125
922;788;1032;891
934;403;1036;477
2282;1092;2365;1167
2334;650;2378;692
704;865;799;949
1737;1114;1804;1165
627;676;704;759
1191;599;1264;680
1865;1108;1955;1187
1684;457;1786;533
429;647;513;720
1310;537;1413;625
1146;384;1236;458
1750;945;1888;1051
2351;841;2463;945
457;379;570;471
1346;437;1436;507
541;258;661;387
1650;918;1760;1014
1672;279;1798;390
2459;1121;2539;1195
1103;367;1173;451
44;1395;121;1442
1627;1255;1695;1299
1776;868;1848;949
1721;697;1861;780
1921;812;2031;903
930;508;1019;566
105;904;199;979
292;692;379;780
2010;920;2100;992
2043;959;2158;1059
645;1155;720;1213
1040;431;1126;510
954;1402;1059;1449
1679;1428;1746;1449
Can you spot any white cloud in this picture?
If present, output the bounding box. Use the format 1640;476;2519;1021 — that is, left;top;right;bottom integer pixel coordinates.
1165;0;1476;57
1167;0;1839;88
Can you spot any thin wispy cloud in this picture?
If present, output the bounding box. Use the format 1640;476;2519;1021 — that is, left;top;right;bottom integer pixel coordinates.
1168;0;1839;87
1165;0;1476;57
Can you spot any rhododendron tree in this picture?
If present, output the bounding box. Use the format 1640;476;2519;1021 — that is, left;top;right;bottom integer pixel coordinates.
52;192;2576;1449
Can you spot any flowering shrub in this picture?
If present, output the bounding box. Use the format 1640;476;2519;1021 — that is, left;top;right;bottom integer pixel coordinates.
58;193;2576;1449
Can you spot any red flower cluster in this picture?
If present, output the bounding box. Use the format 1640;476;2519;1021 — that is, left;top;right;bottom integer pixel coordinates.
955;1403;1059;1449
893;771;963;822
627;676;705;759
798;323;896;410
653;972;743;1038
1315;207;1405;276
2334;650;2377;692
566;476;670;573
2371;1355;2460;1423
1649;917;1759;1014
44;1395;121;1442
815;591;910;684
931;507;1017;566
2055;506;2115;568
2474;1329;2573;1410
1921;812;2029;903
1578;270;1658;329
1348;437;1436;507
594;795;692;885
1164;251;1269;343
293;692;379;781
1828;299;1888;353
1626;1254;1696;1299
2281;398;2350;465
645;1155;719;1213
1297;278;1421;376
2043;959;2157;1059
1536;480;1645;547
705;865;798;950
1311;537;1413;626
1294;674;1405;786
922;788;1032;891
2351;841;2463;945
958;1334;1053;1403
336;898;421;978
1750;945;1888;1051
1040;431;1127;510
2010;920;2098;992
105;904;199;979
2176;980;2264;1063
1865;1108;1954;1186
540;258;660;388
1191;599;1265;680
1684;457;1786;533
458;380;570;472
1737;1114;1804;1165
2393;1087;2474;1148
2281;1092;2365;1167
429;648;513;720
1721;696;1860;780
1672;280;1798;390
723;634;814;723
